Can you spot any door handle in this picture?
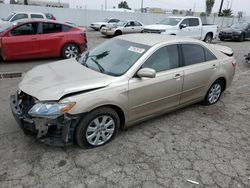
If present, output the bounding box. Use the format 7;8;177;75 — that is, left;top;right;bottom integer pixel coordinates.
31;38;38;40
173;74;182;79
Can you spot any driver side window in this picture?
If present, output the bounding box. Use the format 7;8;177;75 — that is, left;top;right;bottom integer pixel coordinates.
10;23;38;36
142;45;179;72
180;19;189;27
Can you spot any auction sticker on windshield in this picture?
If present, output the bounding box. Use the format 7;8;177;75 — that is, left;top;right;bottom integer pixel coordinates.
128;46;145;54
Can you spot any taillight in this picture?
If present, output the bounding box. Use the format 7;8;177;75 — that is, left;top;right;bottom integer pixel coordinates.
81;32;87;43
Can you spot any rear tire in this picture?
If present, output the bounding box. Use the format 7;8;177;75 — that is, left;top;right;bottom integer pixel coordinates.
203;80;223;106
61;43;80;59
75;107;120;148
204;33;213;43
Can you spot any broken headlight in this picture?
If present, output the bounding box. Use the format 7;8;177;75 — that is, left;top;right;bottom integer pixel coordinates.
28;102;76;118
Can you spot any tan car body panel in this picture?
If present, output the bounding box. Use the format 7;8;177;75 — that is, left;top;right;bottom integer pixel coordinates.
19;34;235;128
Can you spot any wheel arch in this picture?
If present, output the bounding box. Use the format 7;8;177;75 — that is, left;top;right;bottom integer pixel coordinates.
204;32;213;41
82;104;126;130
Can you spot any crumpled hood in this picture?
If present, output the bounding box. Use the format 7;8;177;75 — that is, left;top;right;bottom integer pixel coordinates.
144;24;174;31
19;59;113;101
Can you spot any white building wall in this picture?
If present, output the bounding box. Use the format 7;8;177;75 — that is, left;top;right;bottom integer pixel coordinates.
0;4;249;29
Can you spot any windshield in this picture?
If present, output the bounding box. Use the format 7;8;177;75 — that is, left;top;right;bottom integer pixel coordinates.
231;22;248;29
2;13;15;21
115;21;127;26
0;22;13;33
158;17;182;26
78;39;150;76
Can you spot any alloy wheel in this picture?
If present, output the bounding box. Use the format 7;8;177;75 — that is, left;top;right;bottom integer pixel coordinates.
86;115;115;146
208;83;222;104
65;45;78;58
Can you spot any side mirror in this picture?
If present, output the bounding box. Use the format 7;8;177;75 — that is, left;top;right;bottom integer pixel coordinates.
137;68;156;78
180;24;187;29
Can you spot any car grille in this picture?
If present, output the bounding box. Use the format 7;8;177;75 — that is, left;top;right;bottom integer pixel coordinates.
17;91;36;116
143;29;164;34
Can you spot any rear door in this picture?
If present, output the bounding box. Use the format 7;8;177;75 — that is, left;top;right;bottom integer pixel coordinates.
39;22;65;57
128;44;183;122
180;43;219;104
2;22;40;60
133;21;144;33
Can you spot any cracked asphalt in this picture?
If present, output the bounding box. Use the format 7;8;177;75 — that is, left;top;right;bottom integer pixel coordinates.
0;31;250;188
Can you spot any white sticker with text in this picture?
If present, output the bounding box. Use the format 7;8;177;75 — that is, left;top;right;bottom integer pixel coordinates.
128;46;145;54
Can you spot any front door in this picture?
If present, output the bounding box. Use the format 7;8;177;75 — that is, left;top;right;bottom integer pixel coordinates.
2;22;40;60
128;44;183;122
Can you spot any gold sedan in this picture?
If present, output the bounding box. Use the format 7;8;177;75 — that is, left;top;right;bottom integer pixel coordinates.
11;34;236;148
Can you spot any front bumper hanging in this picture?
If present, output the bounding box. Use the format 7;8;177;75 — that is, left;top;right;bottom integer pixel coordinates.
10;92;81;146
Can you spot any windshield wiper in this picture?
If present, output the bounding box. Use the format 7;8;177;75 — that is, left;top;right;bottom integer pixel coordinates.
90;57;105;73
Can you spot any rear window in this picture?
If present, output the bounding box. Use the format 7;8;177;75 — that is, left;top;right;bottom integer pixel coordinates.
182;44;205;65
31;14;44;19
189;18;199;27
204;48;217;61
42;23;62;34
62;25;72;32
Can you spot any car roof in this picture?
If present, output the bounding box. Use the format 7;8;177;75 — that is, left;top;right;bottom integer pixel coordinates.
116;33;202;46
11;11;45;15
13;19;73;27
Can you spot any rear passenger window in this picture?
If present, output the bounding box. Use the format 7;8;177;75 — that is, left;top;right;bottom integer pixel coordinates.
204;48;217;61
142;45;179;72
182;44;205;65
134;21;142;26
42;23;62;33
189;18;199;26
31;14;44;19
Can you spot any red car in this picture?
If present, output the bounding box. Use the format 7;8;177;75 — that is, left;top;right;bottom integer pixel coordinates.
0;19;87;61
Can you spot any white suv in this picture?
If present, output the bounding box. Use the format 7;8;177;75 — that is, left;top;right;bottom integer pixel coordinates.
1;12;56;22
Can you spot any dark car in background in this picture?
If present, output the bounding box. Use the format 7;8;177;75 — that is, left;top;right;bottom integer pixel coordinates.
0;19;87;61
219;22;250;42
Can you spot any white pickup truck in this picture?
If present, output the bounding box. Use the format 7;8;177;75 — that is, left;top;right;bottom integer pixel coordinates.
143;16;218;43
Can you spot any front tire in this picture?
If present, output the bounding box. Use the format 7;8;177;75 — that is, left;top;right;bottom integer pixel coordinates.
75;107;120;148
114;30;122;36
204;33;212;43
203;80;223;105
62;43;80;59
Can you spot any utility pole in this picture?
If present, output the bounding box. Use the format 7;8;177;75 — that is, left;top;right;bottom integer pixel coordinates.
141;0;143;13
219;0;224;16
105;0;107;10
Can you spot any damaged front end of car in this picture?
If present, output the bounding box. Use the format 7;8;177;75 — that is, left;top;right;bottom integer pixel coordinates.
10;91;82;146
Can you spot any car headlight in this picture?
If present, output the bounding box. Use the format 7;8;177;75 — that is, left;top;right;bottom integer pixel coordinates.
28;102;76;118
